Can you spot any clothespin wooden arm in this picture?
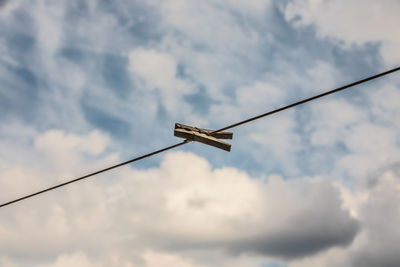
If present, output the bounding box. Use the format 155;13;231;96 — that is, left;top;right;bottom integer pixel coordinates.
174;123;233;152
174;123;233;139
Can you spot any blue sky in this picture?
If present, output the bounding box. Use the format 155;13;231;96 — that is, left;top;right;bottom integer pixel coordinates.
1;0;400;266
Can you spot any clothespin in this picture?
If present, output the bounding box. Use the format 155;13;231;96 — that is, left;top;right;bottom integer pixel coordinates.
174;123;233;151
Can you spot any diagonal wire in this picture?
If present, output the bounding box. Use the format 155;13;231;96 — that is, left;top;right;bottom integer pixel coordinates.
0;140;189;208
210;66;400;135
1;66;399;209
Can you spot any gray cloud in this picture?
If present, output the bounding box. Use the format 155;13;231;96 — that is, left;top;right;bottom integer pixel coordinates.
289;163;400;267
135;164;360;260
0;0;7;8
0;145;360;265
229;216;358;259
349;163;400;267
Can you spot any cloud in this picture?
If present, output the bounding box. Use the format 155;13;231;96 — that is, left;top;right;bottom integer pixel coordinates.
0;128;116;204
308;99;366;147
34;250;265;267
0;0;19;17
284;0;400;66
0;256;18;267
367;82;400;127
94;152;358;260
140;251;206;267
128;49;191;93
33;1;65;55
305;79;400;180
249;112;302;175
128;49;179;88
350;164;400;266
37;252;103;267
153;0;266;101
290;163;400;267
0;0;8;8
128;48;201;121
35;129;109;156
0;131;359;265
1;1;399;266
33;129;112;172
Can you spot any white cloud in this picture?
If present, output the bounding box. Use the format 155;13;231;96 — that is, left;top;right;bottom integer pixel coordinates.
249;112;301;174
0;0;22;18
208;81;285;124
128;48;197;118
309;99;366;146
109;151;355;256
152;0;265;100
35;250;265;267
367;83;400;127
336;121;400;180
158;0;258;52
0;129;117;205
302;60;341;93
237;82;285;115
344;123;396;154
34;129;112;172
33;1;65;55
309;101;400;179
0;132;358;265
37;252;103;267
2;1;400;266
306;75;400;180
0;256;18;267
284;0;400;66
35;129;110;156
128;49;185;93
141;251;206;267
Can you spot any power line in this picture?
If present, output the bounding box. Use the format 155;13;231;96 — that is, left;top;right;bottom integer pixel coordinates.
0;140;188;208
210;66;400;134
1;66;399;209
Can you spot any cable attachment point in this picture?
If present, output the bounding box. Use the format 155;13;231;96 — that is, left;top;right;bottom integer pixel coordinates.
174;123;233;151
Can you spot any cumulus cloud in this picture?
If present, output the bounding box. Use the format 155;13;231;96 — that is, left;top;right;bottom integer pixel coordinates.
37;252;103;267
128;152;358;259
290;163;400;267
0;0;19;17
0;130;359;265
306;79;400;180
284;0;400;66
249;112;301;175
128;48;195;116
0;0;8;8
33;129;114;173
35;129;110;157
1;1;400;266
153;0;266;101
367;82;400;127
0;129;116;204
308;99;366;147
350;163;400;267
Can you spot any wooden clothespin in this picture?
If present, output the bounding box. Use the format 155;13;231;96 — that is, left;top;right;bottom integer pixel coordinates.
174;123;233;151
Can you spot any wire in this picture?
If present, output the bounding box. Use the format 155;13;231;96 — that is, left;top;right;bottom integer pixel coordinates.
0;140;189;208
210;66;400;134
1;66;399;209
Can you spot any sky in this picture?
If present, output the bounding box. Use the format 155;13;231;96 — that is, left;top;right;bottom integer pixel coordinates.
0;0;400;266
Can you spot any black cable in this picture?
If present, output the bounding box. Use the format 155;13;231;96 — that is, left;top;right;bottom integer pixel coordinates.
210;66;400;135
1;66;399;209
0;140;189;208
